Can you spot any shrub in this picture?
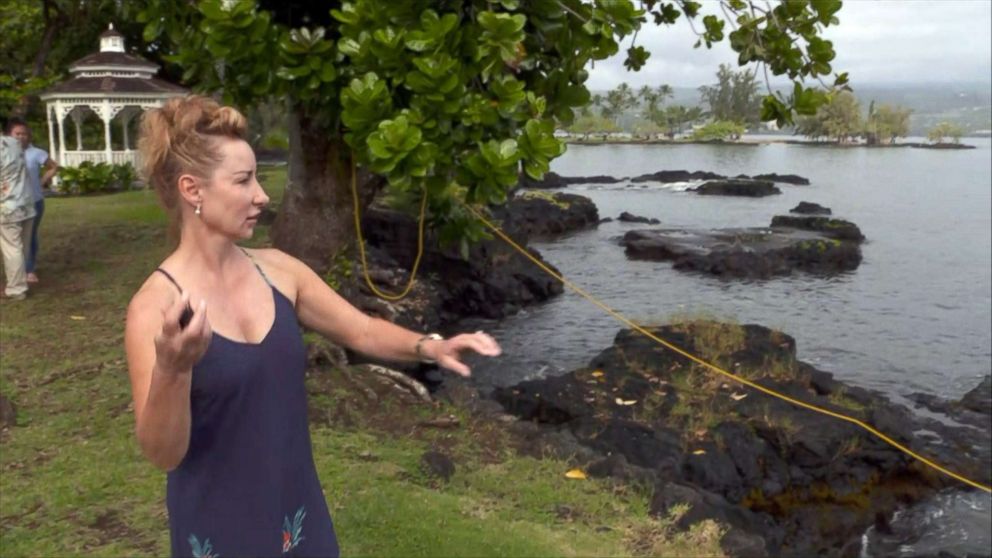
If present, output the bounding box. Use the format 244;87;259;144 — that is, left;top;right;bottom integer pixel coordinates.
927;121;964;144
691;120;746;141
57;162;138;195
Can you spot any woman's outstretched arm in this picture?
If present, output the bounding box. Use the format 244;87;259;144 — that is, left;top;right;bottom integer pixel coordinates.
263;249;501;376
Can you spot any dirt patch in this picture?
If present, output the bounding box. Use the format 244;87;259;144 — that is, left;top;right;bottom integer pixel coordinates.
38;362;106;387
0;501;44;531
110;397;134;418
81;509;159;553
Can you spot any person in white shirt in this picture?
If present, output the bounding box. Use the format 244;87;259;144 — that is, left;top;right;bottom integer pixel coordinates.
7;118;58;284
1;131;37;300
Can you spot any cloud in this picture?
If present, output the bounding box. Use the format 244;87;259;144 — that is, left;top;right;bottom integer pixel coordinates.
586;0;992;90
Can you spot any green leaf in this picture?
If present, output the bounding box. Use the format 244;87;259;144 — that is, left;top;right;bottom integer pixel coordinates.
623;45;650;71
337;37;363;57
331;5;361;26
276;65;311;80
143;19;164;42
319;62;337;82
811;0;843;25
760;95;791;127
497;139;518;160
199;0;228;21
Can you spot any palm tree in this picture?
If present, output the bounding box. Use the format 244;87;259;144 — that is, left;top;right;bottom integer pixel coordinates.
638;86;659;138
638;85;654;103
591;93;604;113
655;84;673;104
865;100;878;145
605;82;636;130
659;105;705;138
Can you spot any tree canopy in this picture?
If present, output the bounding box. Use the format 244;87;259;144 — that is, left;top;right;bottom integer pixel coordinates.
657;105;705;138
698;64;762;126
865;102;911;144
6;0;848;268
795;90;861;143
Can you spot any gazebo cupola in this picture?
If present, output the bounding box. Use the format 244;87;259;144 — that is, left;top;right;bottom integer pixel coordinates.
100;26;126;53
39;24;188;168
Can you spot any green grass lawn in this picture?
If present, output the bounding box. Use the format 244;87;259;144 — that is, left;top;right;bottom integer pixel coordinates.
0;166;724;556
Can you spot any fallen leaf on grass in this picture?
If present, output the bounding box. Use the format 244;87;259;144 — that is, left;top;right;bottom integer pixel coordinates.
70;315;86;320
614;398;637;406
692;449;706;455
565;469;587;480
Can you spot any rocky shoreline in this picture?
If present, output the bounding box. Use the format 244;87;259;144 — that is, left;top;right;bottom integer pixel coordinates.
485;323;991;556
334;188;601;358
522;169;811;189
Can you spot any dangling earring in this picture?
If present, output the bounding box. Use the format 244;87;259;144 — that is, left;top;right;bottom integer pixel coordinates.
195;203;202;217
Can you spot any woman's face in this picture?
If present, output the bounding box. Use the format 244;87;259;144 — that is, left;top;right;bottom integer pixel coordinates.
201;138;269;240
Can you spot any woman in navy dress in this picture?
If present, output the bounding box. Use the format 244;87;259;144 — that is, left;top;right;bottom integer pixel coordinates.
124;96;501;557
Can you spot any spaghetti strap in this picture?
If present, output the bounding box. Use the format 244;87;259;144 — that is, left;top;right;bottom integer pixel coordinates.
155;268;184;294
240;247;273;286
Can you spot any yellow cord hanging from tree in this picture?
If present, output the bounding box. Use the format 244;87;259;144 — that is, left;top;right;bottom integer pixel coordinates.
351;156;428;301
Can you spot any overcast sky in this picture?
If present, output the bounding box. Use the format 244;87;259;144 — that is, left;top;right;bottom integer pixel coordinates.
586;0;992;90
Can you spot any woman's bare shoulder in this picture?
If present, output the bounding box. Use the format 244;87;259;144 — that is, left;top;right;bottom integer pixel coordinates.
127;271;178;327
242;247;301;267
241;247;306;301
242;247;316;280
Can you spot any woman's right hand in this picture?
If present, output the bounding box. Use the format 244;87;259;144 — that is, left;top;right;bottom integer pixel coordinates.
154;292;212;375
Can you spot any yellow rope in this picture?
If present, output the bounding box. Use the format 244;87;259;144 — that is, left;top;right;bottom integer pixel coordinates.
351;158;427;301
461;201;992;494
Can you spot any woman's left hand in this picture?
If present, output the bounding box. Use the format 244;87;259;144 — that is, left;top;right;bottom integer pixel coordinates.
432;331;502;377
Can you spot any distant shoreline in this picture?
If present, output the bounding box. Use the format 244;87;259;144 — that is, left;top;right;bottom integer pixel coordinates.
563;137;978;149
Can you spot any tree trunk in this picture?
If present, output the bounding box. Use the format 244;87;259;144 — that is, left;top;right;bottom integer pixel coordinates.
271;106;384;273
32;8;59;78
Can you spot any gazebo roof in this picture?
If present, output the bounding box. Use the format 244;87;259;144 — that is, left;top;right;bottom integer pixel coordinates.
43;75;187;96
40;23;187;101
68;51;159;72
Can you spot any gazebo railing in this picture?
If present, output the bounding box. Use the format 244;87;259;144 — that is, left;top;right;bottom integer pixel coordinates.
63;150;140;168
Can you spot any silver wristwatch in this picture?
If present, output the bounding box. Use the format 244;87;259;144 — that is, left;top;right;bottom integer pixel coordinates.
415;333;443;364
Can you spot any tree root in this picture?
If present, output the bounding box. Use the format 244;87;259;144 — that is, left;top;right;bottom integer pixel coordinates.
359;364;432;403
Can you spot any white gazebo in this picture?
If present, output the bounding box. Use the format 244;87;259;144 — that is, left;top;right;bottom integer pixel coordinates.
39;24;188;169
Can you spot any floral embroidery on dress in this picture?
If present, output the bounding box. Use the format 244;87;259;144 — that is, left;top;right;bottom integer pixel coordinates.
189;534;218;558
281;506;306;553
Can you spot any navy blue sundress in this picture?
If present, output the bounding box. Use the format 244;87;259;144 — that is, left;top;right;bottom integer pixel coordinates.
155;261;339;558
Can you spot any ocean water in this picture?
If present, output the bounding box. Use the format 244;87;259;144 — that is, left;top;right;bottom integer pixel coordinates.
465;139;991;400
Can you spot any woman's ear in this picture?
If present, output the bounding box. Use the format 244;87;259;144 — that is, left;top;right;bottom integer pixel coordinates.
177;174;202;208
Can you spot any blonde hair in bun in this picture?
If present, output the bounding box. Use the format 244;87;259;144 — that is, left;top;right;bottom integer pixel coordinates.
137;95;248;242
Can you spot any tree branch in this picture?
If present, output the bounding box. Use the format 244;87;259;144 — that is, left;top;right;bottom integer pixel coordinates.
557;0;590;24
